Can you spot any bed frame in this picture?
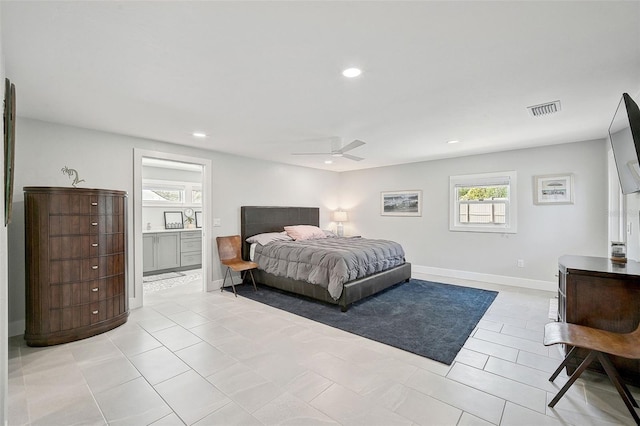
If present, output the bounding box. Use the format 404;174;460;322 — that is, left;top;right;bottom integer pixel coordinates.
240;206;412;311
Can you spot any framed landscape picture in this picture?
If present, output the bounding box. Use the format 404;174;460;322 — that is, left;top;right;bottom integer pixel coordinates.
534;174;574;205
381;190;422;216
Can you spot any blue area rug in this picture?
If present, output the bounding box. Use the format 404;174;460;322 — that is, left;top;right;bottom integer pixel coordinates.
233;279;498;365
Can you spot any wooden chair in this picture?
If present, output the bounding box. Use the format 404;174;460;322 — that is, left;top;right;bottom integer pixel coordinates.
544;321;640;424
216;235;258;296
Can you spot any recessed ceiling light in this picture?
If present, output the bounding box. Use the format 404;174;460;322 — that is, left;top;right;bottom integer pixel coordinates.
342;68;362;78
447;140;460;144
324;160;333;164
192;132;207;138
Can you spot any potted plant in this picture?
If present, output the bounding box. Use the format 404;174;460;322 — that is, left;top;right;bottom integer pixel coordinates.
184;208;195;229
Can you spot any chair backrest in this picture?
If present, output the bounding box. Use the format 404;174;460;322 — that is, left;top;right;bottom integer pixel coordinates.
216;235;242;263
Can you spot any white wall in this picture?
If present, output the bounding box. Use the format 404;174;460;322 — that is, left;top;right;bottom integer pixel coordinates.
622;189;640;261
339;139;608;290
6;117;611;335
7;118;340;335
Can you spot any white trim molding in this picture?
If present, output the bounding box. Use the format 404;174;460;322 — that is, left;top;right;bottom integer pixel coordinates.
449;170;518;234
133;148;213;309
412;264;555;293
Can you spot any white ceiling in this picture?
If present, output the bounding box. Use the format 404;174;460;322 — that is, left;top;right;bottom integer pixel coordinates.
2;1;639;172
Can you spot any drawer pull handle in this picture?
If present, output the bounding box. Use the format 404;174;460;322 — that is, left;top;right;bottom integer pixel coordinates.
91;222;98;226
92;288;99;292
91;202;98;206
91;265;98;270
92;243;98;247
92;310;99;315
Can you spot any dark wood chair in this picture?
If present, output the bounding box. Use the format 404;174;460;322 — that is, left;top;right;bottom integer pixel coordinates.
216;235;258;296
544;321;640;424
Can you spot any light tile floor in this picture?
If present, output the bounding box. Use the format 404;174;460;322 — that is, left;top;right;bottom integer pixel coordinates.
7;274;640;425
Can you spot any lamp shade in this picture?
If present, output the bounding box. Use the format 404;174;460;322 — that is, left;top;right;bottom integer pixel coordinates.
332;211;349;222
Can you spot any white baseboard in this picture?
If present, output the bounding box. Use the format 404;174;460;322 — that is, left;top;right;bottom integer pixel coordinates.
9;320;24;338
412;264;556;292
209;279;223;291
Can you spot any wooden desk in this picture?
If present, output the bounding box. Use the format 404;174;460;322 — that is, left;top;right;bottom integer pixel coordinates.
558;255;640;385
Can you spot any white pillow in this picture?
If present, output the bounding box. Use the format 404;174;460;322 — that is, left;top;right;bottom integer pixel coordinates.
245;232;292;245
284;225;327;241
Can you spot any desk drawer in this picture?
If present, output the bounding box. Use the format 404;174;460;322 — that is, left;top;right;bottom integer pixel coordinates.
181;252;202;267
181;231;201;240
181;239;202;252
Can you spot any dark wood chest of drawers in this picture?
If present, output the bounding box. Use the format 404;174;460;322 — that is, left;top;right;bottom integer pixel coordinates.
24;186;129;346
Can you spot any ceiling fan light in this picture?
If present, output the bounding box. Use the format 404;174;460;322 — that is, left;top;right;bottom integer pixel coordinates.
342;68;362;78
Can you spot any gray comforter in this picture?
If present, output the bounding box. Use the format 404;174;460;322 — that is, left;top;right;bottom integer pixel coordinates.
253;237;405;300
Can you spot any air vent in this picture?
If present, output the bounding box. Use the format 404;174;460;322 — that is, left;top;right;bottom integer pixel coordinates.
527;100;561;117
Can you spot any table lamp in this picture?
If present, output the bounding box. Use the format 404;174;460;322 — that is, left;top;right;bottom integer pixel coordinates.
332;210;349;237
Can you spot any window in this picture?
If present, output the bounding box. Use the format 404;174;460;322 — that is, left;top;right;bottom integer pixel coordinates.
191;188;202;204
142;180;201;206
449;171;517;233
142;184;184;203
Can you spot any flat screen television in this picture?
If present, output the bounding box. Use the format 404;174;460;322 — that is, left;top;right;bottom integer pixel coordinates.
610;93;640;195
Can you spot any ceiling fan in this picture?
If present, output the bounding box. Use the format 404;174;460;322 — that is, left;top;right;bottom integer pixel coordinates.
292;139;366;161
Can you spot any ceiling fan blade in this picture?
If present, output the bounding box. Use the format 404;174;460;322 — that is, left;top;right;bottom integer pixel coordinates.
342;153;364;161
336;139;365;154
291;152;331;156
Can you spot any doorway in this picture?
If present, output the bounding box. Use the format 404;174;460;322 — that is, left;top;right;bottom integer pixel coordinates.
132;149;212;309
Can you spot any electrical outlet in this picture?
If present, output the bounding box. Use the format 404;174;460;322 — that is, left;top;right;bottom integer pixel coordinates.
213;218;221;227
517;259;525;268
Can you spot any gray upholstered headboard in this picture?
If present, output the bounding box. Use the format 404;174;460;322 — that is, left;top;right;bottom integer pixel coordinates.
240;206;320;260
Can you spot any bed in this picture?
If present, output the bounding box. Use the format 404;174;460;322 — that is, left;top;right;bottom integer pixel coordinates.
240;206;412;311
